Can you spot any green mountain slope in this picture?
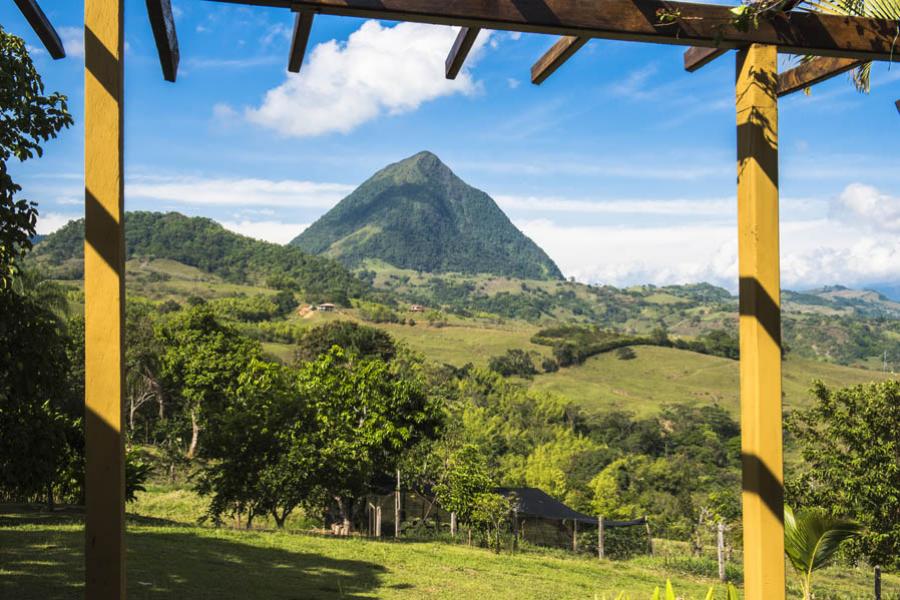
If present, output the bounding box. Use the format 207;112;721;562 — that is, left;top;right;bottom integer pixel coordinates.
31;211;370;304
290;151;563;281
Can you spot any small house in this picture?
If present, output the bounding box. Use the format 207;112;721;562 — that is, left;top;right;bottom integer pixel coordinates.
409;304;426;313
316;303;336;312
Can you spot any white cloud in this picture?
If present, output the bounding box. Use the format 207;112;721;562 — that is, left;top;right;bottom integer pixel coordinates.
212;102;238;122
220;220;309;244
496;194;733;216
245;21;489;138
516;184;900;292
832;183;900;232
58;27;84;59
36;212;79;235
126;175;353;208
506;78;521;90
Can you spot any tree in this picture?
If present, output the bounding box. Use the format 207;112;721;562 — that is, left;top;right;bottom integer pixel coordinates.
1;28;73;288
784;505;860;600
433;444;493;527
787;380;900;567
298;347;440;531
488;349;538;378
156;305;261;459
294;320;396;364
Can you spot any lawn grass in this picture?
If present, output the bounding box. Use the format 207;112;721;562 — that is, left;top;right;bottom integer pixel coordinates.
2;506;896;600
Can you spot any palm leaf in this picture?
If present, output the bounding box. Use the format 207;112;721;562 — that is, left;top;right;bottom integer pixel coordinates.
784;505;861;578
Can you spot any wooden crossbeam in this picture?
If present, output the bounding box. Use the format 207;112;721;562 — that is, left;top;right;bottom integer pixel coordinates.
146;0;179;82
445;27;481;79
896;99;900;114
531;36;588;85
216;0;900;63
13;0;65;59
684;47;728;72
777;57;861;96
288;11;315;72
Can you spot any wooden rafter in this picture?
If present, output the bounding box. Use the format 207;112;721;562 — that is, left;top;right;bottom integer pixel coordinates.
146;0;179;82
531;36;588;85
288;11;315;73
445;27;481;79
13;0;65;59
777;57;861;96
214;0;900;63
896;99;900;114
684;47;728;72
682;0;805;73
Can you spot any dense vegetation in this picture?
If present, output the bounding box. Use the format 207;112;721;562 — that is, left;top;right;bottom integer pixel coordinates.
32;212;371;305
291;151;563;281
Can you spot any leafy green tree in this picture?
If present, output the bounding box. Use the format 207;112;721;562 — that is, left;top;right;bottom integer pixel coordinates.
294;320;396;364
784;505;860;600
433;444;493;527
488;349;538;378
299;347;440;531
0;27;73;287
156;305;261;459
787;380;900;567
470;491;513;552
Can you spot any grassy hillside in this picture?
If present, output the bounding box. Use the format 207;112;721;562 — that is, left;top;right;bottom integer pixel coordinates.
2;503;894;600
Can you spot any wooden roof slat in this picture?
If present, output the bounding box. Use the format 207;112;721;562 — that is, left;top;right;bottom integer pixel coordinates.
445;27;481;79
531;36;588;85
146;0;179;82
288;10;315;73
216;0;900;62
896;99;900;114
13;0;65;59
683;47;728;72
777;57;861;96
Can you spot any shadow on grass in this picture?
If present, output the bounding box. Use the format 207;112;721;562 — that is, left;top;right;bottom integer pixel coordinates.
1;515;389;599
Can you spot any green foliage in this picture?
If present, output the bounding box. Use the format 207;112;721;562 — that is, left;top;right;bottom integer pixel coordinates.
32;212;368;304
470;492;514;552
787;380;900;567
294;320;396;364
532;326;655;367
125;448;153;503
616;347;636;360
784;505;861;600
488;349;538;378
356;300;401;324
433;444;493;525
291;152;563;280
0;27;73;288
672;330;739;360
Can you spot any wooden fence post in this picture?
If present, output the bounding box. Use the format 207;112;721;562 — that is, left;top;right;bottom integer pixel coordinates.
717;521;727;581
394;469;401;538
645;517;653;555
598;516;605;560
875;565;882;600
573;519;578;553
375;504;382;538
451;511;457;536
512;508;518;551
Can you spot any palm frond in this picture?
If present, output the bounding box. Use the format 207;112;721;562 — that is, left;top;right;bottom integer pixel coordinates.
784;505;861;578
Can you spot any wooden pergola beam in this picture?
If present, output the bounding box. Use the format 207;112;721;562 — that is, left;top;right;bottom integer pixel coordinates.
777;57;861;97
445;27;481;79
13;0;65;59
216;0;900;62
288;10;315;72
684;47;728;72
896;99;900;114
531;35;588;85
146;0;179;82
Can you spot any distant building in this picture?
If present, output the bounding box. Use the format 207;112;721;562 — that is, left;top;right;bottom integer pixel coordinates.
409;304;426;313
316;303;336;312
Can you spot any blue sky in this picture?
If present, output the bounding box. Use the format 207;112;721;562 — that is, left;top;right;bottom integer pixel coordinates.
3;1;899;293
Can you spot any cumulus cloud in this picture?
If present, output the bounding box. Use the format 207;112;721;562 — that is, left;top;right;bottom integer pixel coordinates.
127;175;353;208
516;184;900;291
220;220;309;244
496;195;733;216
832;183;900;232
36;212;79;235
58;27;84;59
245;21;489;137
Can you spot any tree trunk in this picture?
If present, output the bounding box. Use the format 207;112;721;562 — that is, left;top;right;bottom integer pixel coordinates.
187;408;200;459
46;482;54;511
336;496;351;535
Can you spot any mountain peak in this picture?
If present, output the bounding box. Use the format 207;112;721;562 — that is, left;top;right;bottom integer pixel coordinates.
291;153;563;280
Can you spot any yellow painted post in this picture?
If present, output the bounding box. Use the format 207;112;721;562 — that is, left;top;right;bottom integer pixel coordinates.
84;0;126;598
735;43;785;600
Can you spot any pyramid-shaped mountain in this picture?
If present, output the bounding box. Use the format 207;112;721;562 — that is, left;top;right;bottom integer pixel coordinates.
290;152;563;281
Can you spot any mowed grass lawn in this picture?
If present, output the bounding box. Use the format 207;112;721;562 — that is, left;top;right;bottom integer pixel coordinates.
3;509;725;600
3;500;897;600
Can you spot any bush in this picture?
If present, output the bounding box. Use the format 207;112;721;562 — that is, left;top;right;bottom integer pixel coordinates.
616;347;636;360
541;357;559;373
489;349;538;378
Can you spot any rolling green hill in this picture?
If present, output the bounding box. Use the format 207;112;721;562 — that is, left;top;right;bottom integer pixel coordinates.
30;212;370;304
291;151;563;280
